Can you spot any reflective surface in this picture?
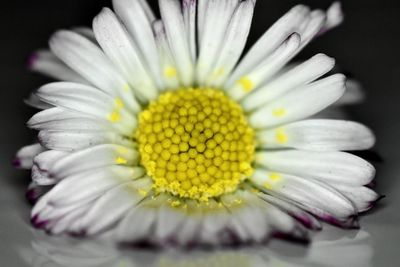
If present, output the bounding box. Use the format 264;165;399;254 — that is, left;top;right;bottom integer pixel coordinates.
13;220;375;267
1;0;400;266
20;229;372;267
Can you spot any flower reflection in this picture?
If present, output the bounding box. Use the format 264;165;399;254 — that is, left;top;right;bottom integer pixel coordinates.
21;226;372;267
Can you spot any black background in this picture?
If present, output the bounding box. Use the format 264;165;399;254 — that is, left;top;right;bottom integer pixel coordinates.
0;0;400;264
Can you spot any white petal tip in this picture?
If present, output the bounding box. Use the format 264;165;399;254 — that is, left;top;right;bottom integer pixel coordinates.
327;2;344;28
314;53;336;67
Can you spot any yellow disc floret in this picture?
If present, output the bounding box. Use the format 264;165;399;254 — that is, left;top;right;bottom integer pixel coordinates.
136;88;255;202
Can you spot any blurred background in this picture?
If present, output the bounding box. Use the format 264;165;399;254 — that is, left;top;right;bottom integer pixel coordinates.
1;0;399;266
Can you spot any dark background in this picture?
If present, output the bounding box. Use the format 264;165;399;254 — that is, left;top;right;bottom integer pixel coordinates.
0;0;399;264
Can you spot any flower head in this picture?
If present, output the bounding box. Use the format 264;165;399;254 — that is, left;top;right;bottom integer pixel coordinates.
16;0;378;247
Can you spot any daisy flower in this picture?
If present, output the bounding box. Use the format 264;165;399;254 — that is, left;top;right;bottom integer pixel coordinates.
15;0;378;247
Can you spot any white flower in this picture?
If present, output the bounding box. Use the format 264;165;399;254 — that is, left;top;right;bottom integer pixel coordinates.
16;0;378;247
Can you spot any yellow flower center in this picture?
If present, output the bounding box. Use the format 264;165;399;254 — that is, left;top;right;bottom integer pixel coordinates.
136;88;255;202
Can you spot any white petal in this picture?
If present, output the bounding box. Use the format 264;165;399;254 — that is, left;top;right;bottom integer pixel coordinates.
36;200;90;227
28;50;88;84
240;192;307;241
195;0;239;84
33;151;69;171
48;166;144;208
49;30;139;112
39;199;93;226
199;208;231;245
259;193;322;230
31;117;108;132
33;198;93;235
175;211;202;246
26;181;50;204
226;5;310;84
36;82;116;115
138;0;156;22
249;74;346;129
112;0;163;89
115;205;157;243
28;107;88;124
79;179;149;235
32;191;53;220
214;193;267;243
296;10;326;51
224;213;249;242
233;206;271;243
32;150;69;185
32;165;54;186
38;130;135;152
256;119;376;151
251;169;357;223
49;144;138;179
36;82;137;136
153;20;180;90
93;8;159;101
49;30;122;95
154;204;186;243
54;166;145;209
227;33;301;101
27;106;107;131
27;107;89;129
49;204;92;235
334;185;379;212
182;0;197;61
258;202;307;240
206;0;255;88
325;2;344;31
159;0;194;86
15;143;45;169
256;150;375;186
241;54;335;112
